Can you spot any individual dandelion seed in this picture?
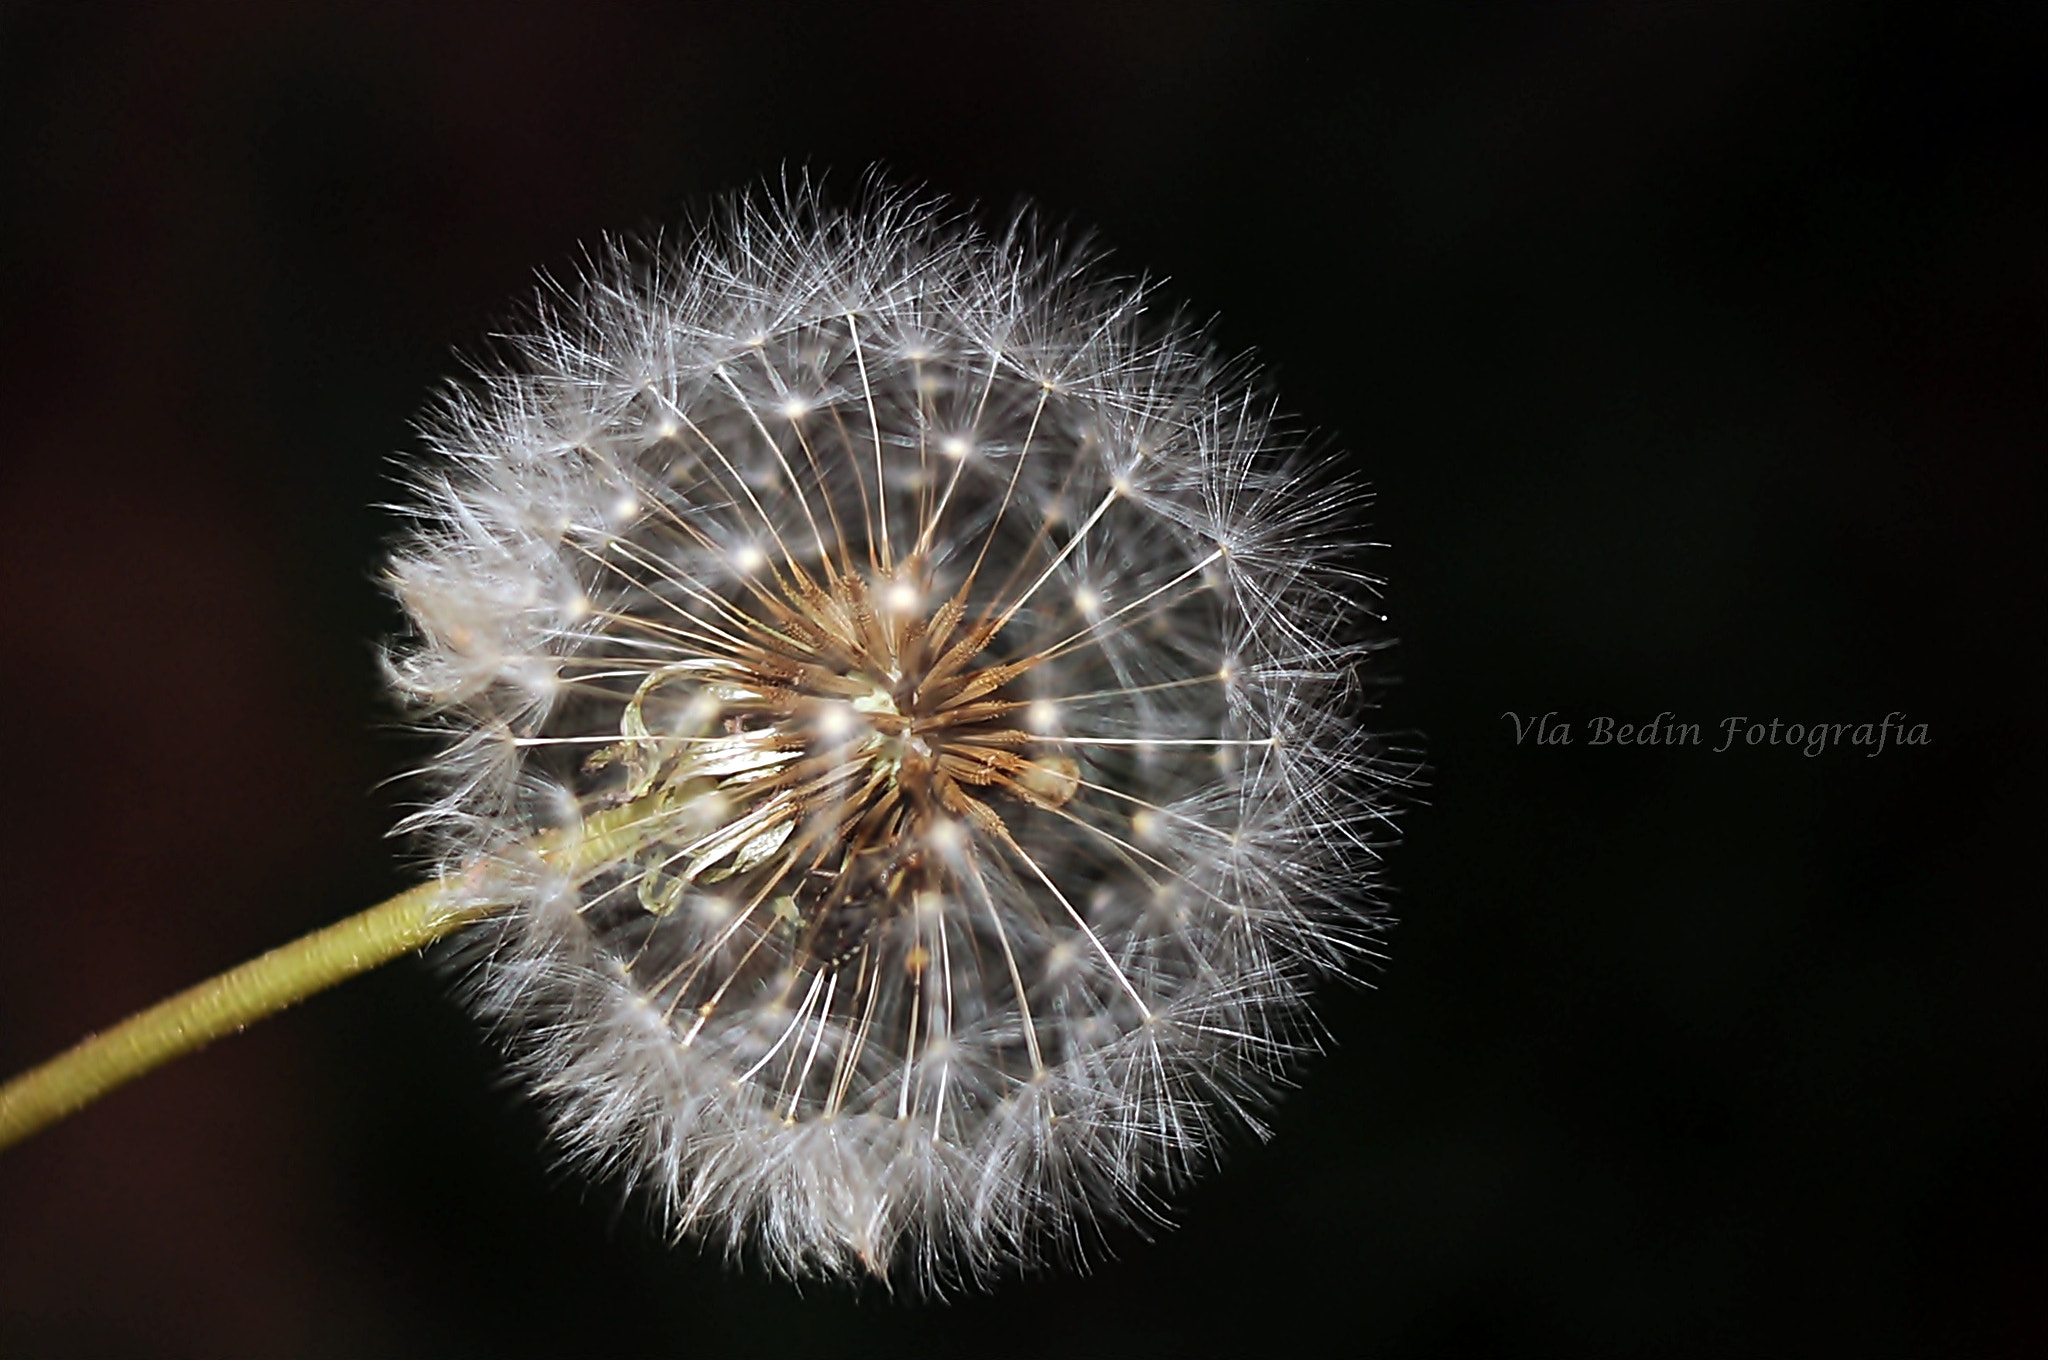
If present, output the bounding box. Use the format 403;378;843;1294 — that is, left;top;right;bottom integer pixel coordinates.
0;176;1405;1293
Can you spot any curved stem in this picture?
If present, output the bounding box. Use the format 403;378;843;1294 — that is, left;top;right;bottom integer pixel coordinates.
0;793;683;1154
0;881;490;1153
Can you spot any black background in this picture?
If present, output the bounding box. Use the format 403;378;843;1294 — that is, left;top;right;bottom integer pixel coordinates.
1;3;2040;1356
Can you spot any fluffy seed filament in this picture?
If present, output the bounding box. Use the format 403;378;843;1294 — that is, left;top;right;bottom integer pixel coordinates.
380;181;1397;1287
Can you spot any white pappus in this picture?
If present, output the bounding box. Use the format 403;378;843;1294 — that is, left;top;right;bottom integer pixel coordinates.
383;177;1402;1291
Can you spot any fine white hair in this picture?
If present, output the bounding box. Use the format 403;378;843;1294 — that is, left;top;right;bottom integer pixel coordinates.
384;175;1402;1292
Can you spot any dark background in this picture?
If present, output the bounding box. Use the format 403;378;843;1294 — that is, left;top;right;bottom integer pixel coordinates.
1;3;2039;1356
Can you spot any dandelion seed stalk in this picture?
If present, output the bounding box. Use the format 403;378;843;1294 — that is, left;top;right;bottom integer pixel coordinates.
0;796;674;1153
0;883;469;1153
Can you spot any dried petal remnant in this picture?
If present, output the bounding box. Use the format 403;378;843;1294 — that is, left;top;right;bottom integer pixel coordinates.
386;183;1394;1288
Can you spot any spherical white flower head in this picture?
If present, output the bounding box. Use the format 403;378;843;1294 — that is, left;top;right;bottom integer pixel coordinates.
386;182;1394;1290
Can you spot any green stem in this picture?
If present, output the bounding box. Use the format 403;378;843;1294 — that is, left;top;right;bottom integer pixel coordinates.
0;794;681;1154
0;881;489;1153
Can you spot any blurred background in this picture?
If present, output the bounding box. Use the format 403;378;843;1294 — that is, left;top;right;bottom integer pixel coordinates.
0;3;2039;1355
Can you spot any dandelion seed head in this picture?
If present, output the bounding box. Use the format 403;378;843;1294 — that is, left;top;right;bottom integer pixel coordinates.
384;176;1403;1292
